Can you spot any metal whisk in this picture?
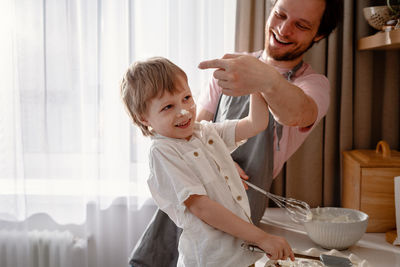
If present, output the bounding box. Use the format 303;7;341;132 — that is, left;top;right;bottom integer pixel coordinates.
244;180;312;223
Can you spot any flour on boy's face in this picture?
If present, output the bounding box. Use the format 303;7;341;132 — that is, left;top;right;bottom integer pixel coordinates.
141;76;197;140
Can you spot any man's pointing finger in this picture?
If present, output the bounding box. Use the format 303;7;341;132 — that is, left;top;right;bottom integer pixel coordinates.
198;58;228;70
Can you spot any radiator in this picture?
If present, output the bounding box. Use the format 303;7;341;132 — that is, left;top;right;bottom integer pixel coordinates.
0;230;87;267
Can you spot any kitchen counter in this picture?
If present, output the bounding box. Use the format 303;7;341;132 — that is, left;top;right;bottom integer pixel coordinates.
255;208;400;267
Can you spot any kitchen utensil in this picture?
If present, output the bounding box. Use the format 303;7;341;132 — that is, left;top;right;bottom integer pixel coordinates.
243;180;311;223
241;243;353;266
303;207;368;250
320;254;353;267
363;5;399;30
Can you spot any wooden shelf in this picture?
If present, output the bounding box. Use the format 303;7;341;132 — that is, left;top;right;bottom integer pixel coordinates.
358;28;400;50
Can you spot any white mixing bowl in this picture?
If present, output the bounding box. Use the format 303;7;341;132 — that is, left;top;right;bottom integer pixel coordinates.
304;207;369;250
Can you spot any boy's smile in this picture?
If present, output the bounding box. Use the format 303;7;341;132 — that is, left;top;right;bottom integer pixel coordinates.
140;75;196;140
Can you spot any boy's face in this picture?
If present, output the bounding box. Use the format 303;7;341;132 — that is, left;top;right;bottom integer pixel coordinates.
140;75;196;140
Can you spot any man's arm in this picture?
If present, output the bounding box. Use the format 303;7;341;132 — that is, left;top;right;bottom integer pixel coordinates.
261;74;317;127
184;194;294;261
198;54;317;127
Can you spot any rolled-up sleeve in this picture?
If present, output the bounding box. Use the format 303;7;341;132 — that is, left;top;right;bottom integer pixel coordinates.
296;74;330;132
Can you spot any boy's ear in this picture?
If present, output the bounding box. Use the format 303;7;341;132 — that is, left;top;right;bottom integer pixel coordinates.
138;115;150;127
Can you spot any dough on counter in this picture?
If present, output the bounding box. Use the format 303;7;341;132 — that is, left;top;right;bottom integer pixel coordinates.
264;247;369;267
264;258;324;267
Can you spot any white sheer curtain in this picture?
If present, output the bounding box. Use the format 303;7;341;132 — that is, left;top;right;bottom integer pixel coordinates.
0;0;236;266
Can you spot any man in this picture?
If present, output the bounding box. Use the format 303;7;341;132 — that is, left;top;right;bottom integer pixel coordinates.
130;0;342;266
196;0;342;224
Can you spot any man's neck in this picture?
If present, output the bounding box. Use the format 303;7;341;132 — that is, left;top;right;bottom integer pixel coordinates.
265;53;304;70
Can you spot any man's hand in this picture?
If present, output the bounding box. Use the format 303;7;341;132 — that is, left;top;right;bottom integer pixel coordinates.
198;54;279;97
234;161;249;190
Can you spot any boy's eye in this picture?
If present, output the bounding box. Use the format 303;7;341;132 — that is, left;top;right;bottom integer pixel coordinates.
161;105;172;111
183;95;192;101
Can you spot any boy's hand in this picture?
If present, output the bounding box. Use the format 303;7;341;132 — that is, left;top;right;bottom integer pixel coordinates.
234;161;249;190
258;234;295;261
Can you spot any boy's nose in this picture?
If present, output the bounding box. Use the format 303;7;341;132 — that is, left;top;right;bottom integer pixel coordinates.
180;109;189;115
176;108;189;117
175;103;196;117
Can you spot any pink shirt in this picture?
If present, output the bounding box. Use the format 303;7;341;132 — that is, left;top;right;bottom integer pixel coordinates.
197;50;330;178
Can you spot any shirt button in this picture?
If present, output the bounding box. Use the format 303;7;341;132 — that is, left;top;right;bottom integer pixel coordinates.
236;196;242;201
208;139;214;145
193;152;199;157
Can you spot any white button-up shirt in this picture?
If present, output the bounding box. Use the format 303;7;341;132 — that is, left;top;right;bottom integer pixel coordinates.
148;120;262;267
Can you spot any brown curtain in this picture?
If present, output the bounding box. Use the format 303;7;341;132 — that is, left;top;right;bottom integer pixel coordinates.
235;0;400;207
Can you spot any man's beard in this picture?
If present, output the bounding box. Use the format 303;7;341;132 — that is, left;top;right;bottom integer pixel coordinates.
268;39;315;61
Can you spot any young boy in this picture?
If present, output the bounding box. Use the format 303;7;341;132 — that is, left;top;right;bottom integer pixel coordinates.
120;57;294;267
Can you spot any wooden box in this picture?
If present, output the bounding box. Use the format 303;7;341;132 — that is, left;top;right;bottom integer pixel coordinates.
342;141;400;232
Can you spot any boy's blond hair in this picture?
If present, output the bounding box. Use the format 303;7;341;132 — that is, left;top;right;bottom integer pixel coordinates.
120;57;187;136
